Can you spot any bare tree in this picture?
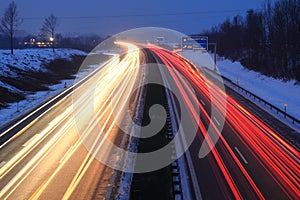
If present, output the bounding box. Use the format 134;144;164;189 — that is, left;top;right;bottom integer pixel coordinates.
41;14;58;52
0;1;22;54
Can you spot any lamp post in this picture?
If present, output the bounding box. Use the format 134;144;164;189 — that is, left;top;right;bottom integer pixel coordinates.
49;36;54;52
284;104;287;113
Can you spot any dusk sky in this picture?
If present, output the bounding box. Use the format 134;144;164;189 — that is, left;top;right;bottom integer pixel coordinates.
0;0;265;36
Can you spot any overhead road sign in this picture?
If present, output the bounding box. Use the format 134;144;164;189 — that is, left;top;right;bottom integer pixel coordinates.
181;36;208;51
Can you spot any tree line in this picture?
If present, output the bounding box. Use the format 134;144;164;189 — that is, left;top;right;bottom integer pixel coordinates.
203;0;300;82
0;1;104;53
0;1;60;54
0;33;104;52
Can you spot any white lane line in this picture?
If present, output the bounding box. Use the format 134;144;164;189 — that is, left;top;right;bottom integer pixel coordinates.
59;146;73;163
213;116;220;126
22;134;39;147
235;147;248;164
0;161;6;168
200;99;205;106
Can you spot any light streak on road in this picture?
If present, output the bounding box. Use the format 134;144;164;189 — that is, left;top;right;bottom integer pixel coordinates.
148;46;300;199
0;42;142;199
0;41;298;199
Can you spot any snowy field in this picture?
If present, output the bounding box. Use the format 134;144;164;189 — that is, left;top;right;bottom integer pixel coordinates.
0;48;86;72
180;51;300;122
0;48;102;127
0;48;86;92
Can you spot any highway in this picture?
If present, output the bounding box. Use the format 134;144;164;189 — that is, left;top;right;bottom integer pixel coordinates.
0;42;143;200
148;46;300;199
0;41;299;200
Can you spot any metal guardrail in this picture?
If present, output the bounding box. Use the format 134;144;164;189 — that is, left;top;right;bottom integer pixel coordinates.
204;67;300;125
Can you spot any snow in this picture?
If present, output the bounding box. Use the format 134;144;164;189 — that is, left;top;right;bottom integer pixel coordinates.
0;48;107;127
179;51;300;124
115;63;147;200
0;64;106;128
0;80;22;93
0;48;86;74
0;48;87;95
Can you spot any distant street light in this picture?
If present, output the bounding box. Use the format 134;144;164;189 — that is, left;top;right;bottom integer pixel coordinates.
49;36;54;52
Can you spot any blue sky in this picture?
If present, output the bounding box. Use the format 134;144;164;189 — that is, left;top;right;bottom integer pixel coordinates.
0;0;265;36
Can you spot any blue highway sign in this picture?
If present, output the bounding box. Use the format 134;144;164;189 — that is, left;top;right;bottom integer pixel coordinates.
181;36;208;50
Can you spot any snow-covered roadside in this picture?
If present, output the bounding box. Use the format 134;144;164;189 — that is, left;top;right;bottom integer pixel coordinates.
0;48;86;74
217;59;300;120
0;65;101;128
0;48;110;127
115;61;147;200
179;51;300;122
0;48;87;95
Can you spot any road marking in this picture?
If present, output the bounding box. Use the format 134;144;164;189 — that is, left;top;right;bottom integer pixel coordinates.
22;134;39;147
235;147;248;164
0;161;6;168
200;99;205;106
213;116;220;126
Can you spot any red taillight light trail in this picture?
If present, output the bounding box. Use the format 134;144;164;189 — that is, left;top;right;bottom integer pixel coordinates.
147;46;300;199
154;49;263;199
